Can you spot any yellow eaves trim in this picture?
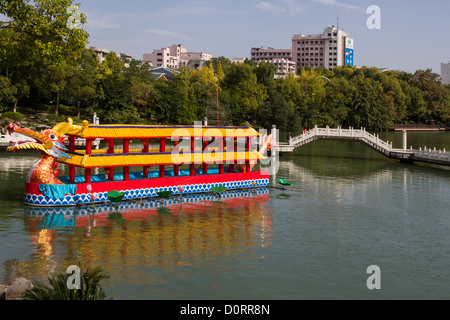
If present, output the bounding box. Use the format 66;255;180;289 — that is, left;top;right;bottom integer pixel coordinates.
58;151;264;168
62;122;259;139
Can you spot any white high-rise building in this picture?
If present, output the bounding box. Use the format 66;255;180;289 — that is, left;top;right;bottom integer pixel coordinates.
292;26;353;71
441;62;450;85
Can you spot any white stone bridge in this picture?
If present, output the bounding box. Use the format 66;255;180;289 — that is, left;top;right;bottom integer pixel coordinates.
276;126;450;166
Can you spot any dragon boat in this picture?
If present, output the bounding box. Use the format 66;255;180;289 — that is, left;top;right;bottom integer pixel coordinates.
7;119;271;207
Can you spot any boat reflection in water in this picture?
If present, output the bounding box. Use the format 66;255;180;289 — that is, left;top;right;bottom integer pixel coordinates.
23;188;273;285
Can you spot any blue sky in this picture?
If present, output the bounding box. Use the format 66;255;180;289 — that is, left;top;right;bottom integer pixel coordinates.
4;1;450;74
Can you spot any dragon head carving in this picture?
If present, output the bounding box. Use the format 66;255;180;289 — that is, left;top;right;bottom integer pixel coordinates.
7;123;71;159
6;119;82;185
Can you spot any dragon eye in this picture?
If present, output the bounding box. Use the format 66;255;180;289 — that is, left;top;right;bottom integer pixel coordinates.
49;134;57;140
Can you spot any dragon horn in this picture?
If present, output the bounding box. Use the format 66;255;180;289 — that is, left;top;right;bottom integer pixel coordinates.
52;118;83;137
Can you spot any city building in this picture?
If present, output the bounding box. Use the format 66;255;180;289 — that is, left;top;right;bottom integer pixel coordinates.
231;58;245;64
292;26;354;71
88;47;111;63
250;26;354;76
250;47;296;77
87;46;133;66
143;44;212;70
441;62;450;85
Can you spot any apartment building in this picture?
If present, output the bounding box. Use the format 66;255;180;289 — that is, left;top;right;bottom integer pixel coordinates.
87;46;133;65
250;47;296;76
441;62;450;85
292;26;353;71
250;26;353;75
143;44;212;70
231;58;245;64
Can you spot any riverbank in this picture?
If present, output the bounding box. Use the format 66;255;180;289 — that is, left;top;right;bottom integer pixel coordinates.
0;278;33;300
0;111;84;132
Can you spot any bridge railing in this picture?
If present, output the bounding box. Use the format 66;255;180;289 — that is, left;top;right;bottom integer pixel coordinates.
281;125;450;165
289;126;393;153
360;129;393;152
414;147;450;162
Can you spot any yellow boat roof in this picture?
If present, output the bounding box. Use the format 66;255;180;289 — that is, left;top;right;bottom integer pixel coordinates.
58;120;259;139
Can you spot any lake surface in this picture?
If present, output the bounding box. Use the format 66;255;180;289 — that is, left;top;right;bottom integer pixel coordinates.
0;131;449;300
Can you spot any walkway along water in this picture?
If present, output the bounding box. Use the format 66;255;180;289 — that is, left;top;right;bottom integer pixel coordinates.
277;126;450;167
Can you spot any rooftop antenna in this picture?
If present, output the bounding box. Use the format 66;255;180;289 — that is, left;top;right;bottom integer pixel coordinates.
337;17;340;30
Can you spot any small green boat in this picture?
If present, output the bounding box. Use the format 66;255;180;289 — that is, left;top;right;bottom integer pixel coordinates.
210;186;227;194
277;179;293;186
107;190;125;203
156;190;173;199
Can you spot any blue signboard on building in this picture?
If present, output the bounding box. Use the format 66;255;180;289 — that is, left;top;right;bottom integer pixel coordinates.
345;37;354;66
345;48;354;66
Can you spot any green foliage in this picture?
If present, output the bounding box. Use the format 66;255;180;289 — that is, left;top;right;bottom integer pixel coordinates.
0;0;89;62
1;3;449;129
23;266;109;300
1;111;24;121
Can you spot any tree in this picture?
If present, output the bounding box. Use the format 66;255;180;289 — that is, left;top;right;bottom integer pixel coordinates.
254;61;277;90
130;79;156;120
0;0;89;63
410;69;449;123
221;63;266;124
205;56;231;75
0;28;31;112
323;76;354;127
123;59;153;81
44;61;68;116
1;0;89;115
0;76;17;111
95;52;138;123
153;67;197;125
66;49;102;118
294;68;326;128
348;73;395;130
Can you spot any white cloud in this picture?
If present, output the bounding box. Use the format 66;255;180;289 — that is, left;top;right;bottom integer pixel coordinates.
256;0;305;15
313;0;365;12
256;1;288;13
145;29;192;40
146;2;218;19
85;11;121;29
283;0;306;15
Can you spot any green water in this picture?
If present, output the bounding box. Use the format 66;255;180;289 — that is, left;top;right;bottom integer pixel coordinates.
0;131;449;299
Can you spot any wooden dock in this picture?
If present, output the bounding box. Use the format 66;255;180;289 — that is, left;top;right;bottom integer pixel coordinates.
394;124;445;131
